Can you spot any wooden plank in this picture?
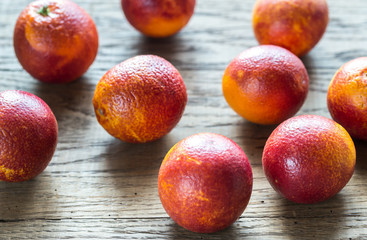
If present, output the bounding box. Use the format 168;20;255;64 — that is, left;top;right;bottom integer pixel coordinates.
1;160;367;219
1;217;367;240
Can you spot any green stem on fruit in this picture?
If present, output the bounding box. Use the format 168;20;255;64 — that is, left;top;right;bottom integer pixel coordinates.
38;5;50;16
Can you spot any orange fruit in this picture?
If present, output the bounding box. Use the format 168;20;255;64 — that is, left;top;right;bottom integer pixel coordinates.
222;45;309;125
0;90;58;182
252;0;329;57
327;57;367;140
13;0;98;83
262;115;356;204
121;0;196;38
158;133;253;233
93;55;187;143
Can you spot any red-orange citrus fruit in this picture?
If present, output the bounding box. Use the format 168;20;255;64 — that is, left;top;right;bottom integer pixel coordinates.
222;45;309;125
327;57;367;140
252;0;329;57
13;0;98;83
121;0;196;38
262;115;356;204
158;132;253;233
0;90;58;182
93;55;187;143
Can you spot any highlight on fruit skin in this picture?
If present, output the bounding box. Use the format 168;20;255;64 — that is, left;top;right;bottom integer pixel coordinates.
13;0;99;83
121;0;196;38
0;90;58;182
158;132;253;233
327;57;367;140
262;115;356;204
93;55;187;143
222;45;309;125
252;0;329;57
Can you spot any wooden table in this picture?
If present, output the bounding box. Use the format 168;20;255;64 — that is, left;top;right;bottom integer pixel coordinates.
1;0;367;239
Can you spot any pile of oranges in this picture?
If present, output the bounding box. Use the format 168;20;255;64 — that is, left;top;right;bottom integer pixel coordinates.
1;0;366;234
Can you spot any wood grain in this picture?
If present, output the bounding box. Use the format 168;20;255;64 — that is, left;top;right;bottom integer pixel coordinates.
1;0;367;239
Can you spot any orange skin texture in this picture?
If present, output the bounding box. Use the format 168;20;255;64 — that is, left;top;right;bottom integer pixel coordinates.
158;133;253;233
252;0;329;57
13;0;98;83
262;115;356;204
327;57;367;140
222;45;309;125
93;55;187;143
0;90;58;182
121;0;196;38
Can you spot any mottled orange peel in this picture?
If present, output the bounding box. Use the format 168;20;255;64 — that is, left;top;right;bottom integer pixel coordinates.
158;133;253;233
328;57;367;140
93;55;187;143
14;0;98;83
0;90;58;182
252;0;328;56
262;115;356;204
223;45;309;125
121;0;196;38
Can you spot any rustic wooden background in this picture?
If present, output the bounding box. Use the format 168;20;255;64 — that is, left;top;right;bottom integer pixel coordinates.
1;0;367;239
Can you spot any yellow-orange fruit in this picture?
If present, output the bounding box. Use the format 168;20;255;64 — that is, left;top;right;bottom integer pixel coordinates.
93;55;187;143
252;0;329;57
158;133;253;233
13;0;98;83
262;115;356;204
222;45;309;125
121;0;196;38
0;90;58;182
327;57;367;140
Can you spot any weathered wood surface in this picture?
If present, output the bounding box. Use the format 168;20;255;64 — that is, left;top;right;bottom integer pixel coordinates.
1;0;367;239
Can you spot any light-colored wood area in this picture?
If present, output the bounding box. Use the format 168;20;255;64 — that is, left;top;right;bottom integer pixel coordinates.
1;0;367;239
